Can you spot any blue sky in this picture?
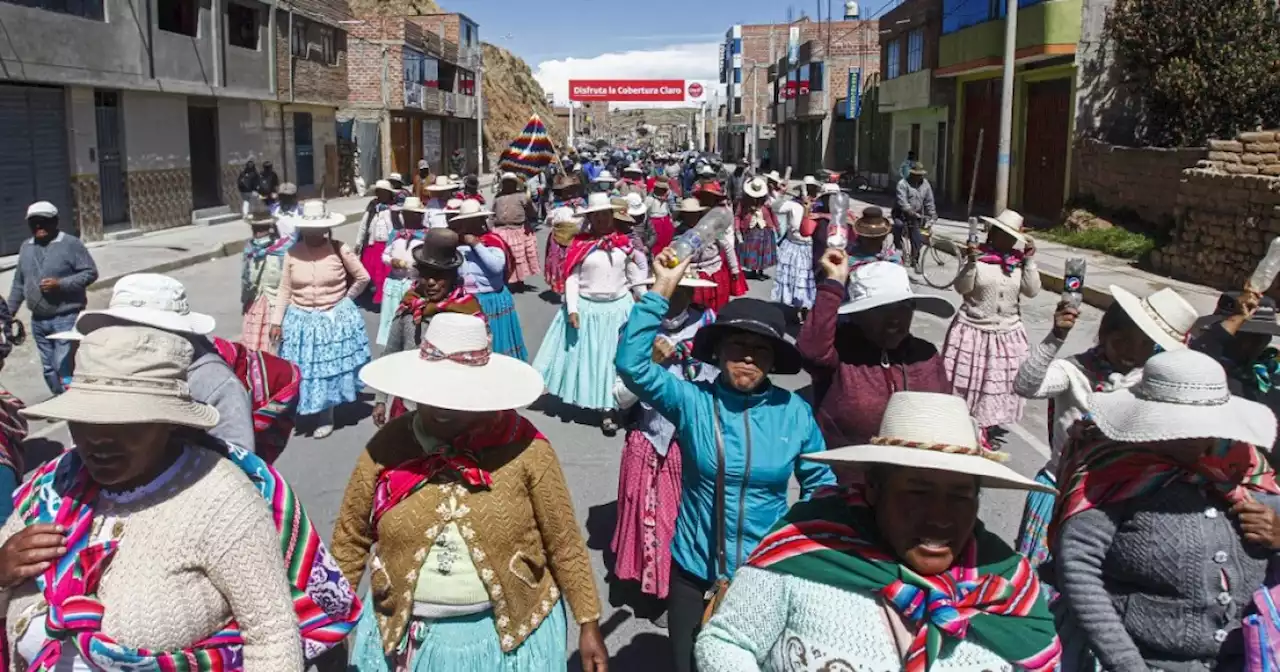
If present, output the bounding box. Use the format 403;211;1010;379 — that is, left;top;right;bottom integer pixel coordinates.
441;0;879;105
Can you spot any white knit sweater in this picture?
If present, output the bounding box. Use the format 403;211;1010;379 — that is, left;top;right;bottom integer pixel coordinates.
0;446;304;671
954;258;1041;331
697;566;1014;672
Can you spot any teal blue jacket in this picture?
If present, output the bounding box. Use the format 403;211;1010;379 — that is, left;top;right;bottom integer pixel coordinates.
616;293;836;582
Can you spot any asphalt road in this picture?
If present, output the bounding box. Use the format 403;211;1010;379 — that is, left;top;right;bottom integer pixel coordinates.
13;193;1104;669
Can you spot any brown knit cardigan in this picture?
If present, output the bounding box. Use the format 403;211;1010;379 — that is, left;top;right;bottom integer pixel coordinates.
331;413;601;654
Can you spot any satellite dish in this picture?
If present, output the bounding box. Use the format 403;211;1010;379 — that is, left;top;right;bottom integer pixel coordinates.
844;0;860;18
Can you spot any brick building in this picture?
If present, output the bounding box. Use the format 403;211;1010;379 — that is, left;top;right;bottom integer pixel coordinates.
340;12;481;181
0;0;352;249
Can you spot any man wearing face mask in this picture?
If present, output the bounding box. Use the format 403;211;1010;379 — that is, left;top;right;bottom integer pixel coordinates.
797;255;955;447
7;201;98;395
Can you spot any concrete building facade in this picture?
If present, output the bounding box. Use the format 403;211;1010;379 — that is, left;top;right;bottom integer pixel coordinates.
0;0;352;251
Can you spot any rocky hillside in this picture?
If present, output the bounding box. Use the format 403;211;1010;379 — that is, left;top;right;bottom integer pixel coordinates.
482;42;566;160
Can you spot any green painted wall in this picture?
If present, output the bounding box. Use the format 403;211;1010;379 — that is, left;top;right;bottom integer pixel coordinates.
938;0;1083;70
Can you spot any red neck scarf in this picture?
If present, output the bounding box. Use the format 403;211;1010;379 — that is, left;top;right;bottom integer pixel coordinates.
395;285;481;325
976;244;1026;274
561;232;633;278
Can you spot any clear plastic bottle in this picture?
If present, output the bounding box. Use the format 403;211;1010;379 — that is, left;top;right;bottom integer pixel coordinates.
1249;236;1280;292
827;192;851;249
666;205;733;267
1063;258;1086;308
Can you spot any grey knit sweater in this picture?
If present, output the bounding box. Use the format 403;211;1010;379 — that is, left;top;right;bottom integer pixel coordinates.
6;232;98;318
1055;482;1280;672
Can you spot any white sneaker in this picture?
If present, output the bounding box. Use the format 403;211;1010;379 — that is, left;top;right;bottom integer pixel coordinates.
313;424;334;440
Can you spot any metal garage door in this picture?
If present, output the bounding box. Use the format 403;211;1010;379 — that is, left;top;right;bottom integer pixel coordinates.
0;85;71;255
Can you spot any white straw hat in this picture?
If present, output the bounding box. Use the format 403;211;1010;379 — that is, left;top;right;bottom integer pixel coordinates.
360;313;544;411
426;176;460;192
388;172;404;183
1110;285;1197;352
838;262;956;318
450;199;493;222
399;196;427;213
764;170;784;185
373;179;394;193
674;197;708;214
805;392;1053;492
500;171;519;182
623;163;643;174
594;170;617;183
444;198;464;214
979;209;1027;244
77;273;216;336
802;175;820;187
1091;349;1277;448
22;325;219;429
577;192;616;215
820;182;841;195
284;199;346;229
743;177;768;199
624;192;648;218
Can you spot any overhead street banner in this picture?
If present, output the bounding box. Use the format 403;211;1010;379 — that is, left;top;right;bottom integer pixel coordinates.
569;79;706;103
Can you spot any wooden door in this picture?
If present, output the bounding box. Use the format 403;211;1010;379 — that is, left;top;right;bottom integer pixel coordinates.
1021;78;1071;221
960;79;999;212
390;115;410;178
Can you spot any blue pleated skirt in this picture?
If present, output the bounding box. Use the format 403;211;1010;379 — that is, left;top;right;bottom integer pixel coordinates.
349;595;568;672
476;287;529;361
1015;468;1057;571
771;238;816;309
533;294;634;411
279;298;371;415
378;277;414;347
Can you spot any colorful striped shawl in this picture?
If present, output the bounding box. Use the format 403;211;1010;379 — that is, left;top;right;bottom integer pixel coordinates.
0;389;27;476
1048;424;1280;550
212;337;301;465
746;497;1061;672
8;437;362;670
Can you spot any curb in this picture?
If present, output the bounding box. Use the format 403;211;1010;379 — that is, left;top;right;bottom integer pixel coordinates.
85;213;359;293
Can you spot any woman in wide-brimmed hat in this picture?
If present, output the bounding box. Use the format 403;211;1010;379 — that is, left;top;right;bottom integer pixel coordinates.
770;196;818;318
1052;349;1280;672
424;176;460;229
271;199;371;440
641;176;678;254
448;200;529;361
240;203;291;354
371;228;481;428
0;324;360;670
1012;285;1197;573
610;269;718;620
544;174;586;296
618;163;648;198
734;177;779;279
491;172;542;288
697;391;1061;672
617;195;652;296
337;313;609;672
798;256;955;447
357;179;399;305
617;248;836;672
846;205;902;268
534;192;644;434
1193;289;1280;455
942;208;1041;433
672;197;744;311
375;196;430;347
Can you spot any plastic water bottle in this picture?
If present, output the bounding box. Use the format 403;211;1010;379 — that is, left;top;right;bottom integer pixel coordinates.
827;192;851;249
666;205;733;268
1249;236;1280;293
1063;258;1086;308
967;217;981;245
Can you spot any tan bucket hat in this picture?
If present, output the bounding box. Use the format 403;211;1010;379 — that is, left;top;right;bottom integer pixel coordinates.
23;325;220;429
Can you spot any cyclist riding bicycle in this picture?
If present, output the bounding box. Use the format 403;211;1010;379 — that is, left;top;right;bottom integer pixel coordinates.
892;161;937;267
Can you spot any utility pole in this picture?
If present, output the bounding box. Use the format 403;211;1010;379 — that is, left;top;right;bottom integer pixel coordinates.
475;62;484;174
568;102;575;149
994;0;1019;212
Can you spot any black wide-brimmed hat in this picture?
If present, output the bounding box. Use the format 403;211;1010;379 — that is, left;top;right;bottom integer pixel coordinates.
1195;291;1280;336
691;298;803;374
412;228;464;271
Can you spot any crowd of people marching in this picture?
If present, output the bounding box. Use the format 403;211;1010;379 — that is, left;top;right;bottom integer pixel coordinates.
0;146;1278;672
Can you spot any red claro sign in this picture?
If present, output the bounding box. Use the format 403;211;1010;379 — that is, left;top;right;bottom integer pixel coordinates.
569;80;703;102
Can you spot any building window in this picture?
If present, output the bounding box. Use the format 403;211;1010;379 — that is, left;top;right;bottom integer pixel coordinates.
907;28;924;73
291;19;307;57
734;96;742;115
319;25;337;65
732;38;742;54
158;0;198;36
734;68;741;84
458;70;475;95
438;61;457;92
424;56;440;88
227;3;257;49
885;38;900;79
7;0;105;20
810;62;824;91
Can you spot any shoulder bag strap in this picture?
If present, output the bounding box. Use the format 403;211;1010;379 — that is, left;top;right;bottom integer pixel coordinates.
712;399;728;584
735;407;753;569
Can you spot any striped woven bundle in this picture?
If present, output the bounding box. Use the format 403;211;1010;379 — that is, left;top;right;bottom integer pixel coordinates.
498;113;557;178
7;438;362;670
212;337;300;464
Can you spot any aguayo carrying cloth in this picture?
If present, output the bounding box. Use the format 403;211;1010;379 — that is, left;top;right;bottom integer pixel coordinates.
7;439;362;670
748;495;1061;672
212;337;301;464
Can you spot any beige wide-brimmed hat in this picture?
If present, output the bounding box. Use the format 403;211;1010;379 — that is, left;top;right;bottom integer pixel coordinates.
1110;285;1197;352
577;192;616;215
624;192;648;218
806;392;1053;492
360;313;544;411
77;273;216;336
674;197;708;215
450;199;493;223
399;196;427;213
284;199;346;229
373;179;394;193
611;197;635;224
1091;349;1276;448
426;176;460;192
23;325;219;429
743;177;768;199
979;209;1027;244
623;163;643;175
594;170;617;184
764;170;785;186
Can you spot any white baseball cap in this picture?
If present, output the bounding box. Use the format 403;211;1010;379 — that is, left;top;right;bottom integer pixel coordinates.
26;201;57;219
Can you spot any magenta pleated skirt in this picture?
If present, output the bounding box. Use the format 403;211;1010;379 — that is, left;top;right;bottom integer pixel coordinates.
611;430;683;599
360;241;389;304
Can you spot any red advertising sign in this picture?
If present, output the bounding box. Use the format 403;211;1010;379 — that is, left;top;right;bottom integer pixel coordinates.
798;78;811;96
569;79;689;102
687;82;704;99
785;80;798;99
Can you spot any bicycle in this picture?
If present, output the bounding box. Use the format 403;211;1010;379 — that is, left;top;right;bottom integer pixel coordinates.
914;220;968;290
